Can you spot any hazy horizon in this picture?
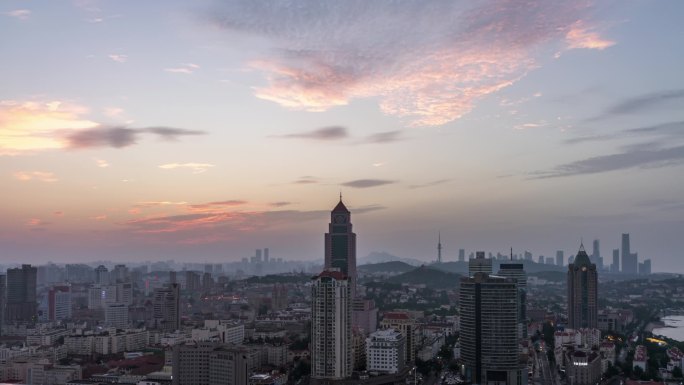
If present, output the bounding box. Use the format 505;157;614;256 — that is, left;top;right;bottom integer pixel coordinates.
2;1;683;272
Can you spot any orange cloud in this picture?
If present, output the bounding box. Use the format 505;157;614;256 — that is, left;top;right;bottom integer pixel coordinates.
13;171;59;182
0;100;98;154
26;218;46;226
566;21;615;50
121;197;328;244
158;163;215;173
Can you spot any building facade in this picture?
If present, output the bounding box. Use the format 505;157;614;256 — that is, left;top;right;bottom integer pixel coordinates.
366;328;405;375
497;263;527;338
460;273;524;385
5;264;38;323
172;342;248;385
48;285;72;321
310;270;352;380
468;252;492;276
380;311;418;364
153;283;181;331
324;198;357;297
567;244;598;329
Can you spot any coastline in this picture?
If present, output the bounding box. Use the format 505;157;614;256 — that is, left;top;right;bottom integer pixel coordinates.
646;321;665;333
651;315;684;342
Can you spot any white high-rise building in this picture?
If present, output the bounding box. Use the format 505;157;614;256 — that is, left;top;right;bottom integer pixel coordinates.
48;285;72;321
311;269;352;380
366;328;405;374
105;303;129;329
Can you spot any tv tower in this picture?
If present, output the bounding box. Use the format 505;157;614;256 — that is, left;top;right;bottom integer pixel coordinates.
437;232;442;263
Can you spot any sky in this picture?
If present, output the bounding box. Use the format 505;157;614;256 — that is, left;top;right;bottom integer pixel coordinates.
1;0;684;271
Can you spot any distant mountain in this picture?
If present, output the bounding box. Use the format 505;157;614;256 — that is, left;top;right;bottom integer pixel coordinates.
386;265;462;289
359;251;423;266
358;261;415;274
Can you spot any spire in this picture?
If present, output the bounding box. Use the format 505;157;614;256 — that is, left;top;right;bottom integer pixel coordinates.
332;195;350;213
574;240;592;266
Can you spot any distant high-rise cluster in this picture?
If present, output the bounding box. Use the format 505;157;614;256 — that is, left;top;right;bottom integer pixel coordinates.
611;233;651;275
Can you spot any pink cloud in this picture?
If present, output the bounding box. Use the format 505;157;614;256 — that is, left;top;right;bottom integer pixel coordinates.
26;218;47;227
4;9;31;20
108;54;128;63
210;0;615;126
566;20;615;50
165;63;200;74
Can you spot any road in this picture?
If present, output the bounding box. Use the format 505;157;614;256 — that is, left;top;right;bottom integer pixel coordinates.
535;346;558;385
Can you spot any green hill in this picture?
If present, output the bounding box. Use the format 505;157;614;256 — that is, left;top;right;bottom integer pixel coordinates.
358;261;415;274
430;261;468;274
386;265;462;289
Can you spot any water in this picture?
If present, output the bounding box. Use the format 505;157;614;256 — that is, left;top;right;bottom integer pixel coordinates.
652;315;684;342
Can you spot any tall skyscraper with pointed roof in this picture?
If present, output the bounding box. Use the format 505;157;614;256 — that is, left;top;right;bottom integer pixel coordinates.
324;196;357;296
567;243;598;329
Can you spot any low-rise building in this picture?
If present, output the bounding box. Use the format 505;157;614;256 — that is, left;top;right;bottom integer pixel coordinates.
565;350;602;385
366;328;405;375
634;345;648;371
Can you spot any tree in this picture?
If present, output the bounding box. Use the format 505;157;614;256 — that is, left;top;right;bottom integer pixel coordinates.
439;344;454;360
542;322;555;350
290;359;310;382
633;365;644;379
605;362;620;377
672;366;682;378
415;358;431;376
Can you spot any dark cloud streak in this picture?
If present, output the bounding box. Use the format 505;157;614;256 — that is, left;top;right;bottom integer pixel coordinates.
533;145;684;178
342;179;396;188
409;179;452;189
276;126;348;140
66;126;205;149
587;89;684;122
565;121;684;146
362;130;403;144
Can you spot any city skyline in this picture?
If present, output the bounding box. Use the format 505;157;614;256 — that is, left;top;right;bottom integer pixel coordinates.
2;1;684;270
